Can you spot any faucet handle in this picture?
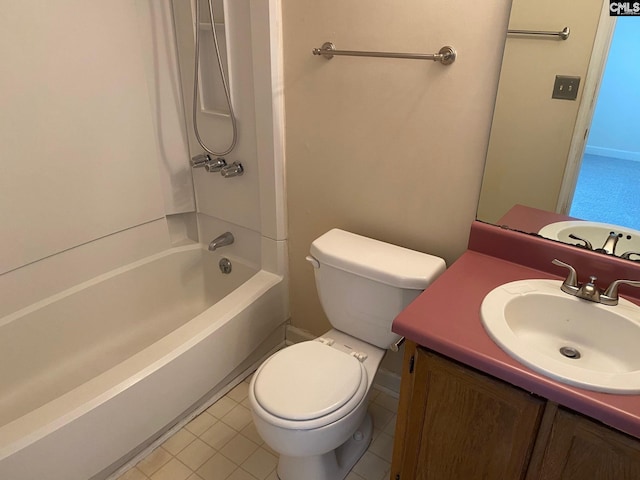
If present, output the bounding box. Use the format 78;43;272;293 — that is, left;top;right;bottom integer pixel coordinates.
568;234;593;250
552;259;579;293
601;279;640;306
620;251;640;261
204;157;227;173
221;162;244;177
191;153;211;168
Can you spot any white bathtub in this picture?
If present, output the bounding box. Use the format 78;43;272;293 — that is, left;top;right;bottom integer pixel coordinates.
0;244;287;480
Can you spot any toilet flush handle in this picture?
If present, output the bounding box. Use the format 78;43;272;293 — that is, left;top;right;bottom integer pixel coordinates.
389;336;405;352
305;255;320;268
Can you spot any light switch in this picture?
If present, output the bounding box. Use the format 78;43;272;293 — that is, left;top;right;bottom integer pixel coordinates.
552;75;581;100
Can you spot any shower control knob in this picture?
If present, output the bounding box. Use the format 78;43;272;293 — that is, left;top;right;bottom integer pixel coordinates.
205;157;227;173
221;162;244;178
190;153;210;168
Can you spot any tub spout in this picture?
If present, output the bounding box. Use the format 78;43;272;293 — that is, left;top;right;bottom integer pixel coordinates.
209;232;234;251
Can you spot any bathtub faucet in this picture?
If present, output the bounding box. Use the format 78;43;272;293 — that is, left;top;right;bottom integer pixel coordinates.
209;232;234;251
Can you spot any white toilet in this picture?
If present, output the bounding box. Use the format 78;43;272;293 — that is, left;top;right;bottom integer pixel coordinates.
249;229;446;480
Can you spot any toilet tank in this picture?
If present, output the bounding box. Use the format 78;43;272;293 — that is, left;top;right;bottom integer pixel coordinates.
308;229;446;349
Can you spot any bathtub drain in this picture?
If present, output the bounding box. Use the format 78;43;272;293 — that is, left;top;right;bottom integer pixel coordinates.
219;258;232;274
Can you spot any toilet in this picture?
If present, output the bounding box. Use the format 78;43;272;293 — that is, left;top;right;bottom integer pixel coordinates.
249;229;446;480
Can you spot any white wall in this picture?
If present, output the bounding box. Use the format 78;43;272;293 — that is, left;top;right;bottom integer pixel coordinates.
137;2;196;216
587;18;640;161
0;1;193;316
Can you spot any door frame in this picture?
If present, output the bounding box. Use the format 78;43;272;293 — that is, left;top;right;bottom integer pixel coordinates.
556;1;617;214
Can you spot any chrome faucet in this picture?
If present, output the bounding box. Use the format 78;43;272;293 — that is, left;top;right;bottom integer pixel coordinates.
552;259;600;302
552;259;640;305
595;231;622;255
208;232;234;251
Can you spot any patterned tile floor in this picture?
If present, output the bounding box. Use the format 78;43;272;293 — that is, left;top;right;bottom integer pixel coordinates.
116;373;399;480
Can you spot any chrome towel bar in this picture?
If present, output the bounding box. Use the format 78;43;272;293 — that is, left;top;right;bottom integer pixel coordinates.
507;26;570;40
312;42;456;65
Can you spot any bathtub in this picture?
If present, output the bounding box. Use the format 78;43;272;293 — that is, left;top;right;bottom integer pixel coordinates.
0;244;287;480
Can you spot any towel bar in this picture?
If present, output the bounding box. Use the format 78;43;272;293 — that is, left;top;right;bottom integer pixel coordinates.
312;42;456;65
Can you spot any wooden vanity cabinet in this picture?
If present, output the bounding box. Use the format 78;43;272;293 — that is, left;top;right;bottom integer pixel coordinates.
528;407;640;479
390;342;544;479
391;342;640;480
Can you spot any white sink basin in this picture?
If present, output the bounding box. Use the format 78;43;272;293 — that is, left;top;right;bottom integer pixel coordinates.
538;221;640;256
481;279;640;394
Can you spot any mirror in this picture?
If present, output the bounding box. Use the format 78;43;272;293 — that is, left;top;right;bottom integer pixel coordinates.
477;0;640;260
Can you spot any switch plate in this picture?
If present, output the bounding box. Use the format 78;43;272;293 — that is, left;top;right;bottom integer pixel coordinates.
552;75;581;100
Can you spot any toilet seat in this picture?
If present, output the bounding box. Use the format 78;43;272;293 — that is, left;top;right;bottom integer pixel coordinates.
251;341;368;430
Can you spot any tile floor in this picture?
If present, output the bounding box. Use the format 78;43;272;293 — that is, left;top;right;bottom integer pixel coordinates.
116;374;399;480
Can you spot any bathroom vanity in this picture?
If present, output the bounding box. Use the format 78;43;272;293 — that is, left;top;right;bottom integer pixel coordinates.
391;344;640;479
390;221;640;479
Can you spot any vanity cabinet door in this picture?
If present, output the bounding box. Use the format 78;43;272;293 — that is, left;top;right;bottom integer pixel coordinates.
392;345;544;480
533;408;640;480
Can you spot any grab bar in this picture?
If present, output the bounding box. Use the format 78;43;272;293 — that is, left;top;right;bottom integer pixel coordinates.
312;42;457;65
507;26;570;40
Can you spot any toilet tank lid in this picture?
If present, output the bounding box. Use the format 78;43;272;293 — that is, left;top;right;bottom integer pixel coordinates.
309;229;446;290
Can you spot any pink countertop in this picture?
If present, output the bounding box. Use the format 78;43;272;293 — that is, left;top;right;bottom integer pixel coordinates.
393;222;640;439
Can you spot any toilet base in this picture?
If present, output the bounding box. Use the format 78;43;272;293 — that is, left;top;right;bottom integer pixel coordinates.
276;413;373;480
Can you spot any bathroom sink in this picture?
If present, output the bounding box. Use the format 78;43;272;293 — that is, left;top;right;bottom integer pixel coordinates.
481;279;640;394
538;221;640;256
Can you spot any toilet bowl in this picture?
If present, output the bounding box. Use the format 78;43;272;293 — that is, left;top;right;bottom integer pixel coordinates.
250;330;384;479
248;229;446;480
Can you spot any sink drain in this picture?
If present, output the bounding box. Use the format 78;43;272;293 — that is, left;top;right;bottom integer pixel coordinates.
559;346;581;359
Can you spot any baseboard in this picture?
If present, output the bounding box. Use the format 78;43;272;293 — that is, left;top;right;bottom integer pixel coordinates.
284;324;315;345
284;325;401;395
585;145;640;163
